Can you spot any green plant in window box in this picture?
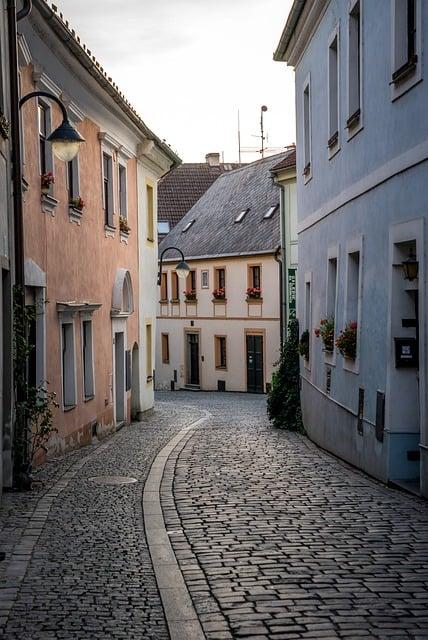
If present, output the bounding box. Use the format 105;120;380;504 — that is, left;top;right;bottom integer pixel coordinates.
69;196;85;211
336;322;357;359
298;329;310;360
314;316;335;352
119;215;130;234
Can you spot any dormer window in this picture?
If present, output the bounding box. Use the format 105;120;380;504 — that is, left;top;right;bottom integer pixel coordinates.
235;209;249;223
182;219;195;233
263;205;278;219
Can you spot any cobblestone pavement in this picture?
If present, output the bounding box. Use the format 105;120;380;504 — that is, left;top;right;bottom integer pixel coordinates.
160;391;428;640
0;401;205;639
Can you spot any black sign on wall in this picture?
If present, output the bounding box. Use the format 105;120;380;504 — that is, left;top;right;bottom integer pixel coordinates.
394;337;418;368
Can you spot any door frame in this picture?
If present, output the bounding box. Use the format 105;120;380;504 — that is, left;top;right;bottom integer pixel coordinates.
244;328;266;393
184;328;201;388
112;317;127;425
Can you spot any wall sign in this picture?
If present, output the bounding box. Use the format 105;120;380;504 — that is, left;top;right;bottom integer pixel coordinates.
288;268;296;319
394;337;418;368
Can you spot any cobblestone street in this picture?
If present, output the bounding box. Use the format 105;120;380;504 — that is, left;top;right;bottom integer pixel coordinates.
1;392;428;639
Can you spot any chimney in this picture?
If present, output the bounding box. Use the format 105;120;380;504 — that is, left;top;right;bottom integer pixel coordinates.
205;152;220;167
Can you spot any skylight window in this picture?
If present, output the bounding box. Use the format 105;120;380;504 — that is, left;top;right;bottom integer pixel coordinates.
182;219;195;233
157;221;170;235
264;205;278;219
235;208;249;223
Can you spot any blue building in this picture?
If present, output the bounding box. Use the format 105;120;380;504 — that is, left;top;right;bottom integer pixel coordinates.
275;0;428;497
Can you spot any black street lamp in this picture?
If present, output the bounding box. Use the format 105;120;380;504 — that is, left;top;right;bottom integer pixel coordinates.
19;91;85;161
158;247;190;285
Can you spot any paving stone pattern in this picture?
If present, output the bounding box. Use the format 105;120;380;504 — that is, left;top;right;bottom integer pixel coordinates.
0;402;204;640
161;392;428;640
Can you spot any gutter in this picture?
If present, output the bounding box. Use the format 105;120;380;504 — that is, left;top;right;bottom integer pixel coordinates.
159;249;278;263
273;0;306;62
32;0;180;166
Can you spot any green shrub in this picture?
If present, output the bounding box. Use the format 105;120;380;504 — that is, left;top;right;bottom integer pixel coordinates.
267;319;303;431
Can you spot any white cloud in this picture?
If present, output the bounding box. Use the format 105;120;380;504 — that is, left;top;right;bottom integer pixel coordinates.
53;0;295;162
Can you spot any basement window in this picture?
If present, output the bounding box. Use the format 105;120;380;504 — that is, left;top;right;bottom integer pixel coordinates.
263;205;278;219
235;209;249;223
182;219;195;233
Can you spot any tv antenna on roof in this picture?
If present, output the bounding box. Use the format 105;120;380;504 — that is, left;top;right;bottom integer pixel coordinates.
260;105;268;158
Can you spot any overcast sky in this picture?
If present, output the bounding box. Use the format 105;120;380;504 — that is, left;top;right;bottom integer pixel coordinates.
53;0;295;163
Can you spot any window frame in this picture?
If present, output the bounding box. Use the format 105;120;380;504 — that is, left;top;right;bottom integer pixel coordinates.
325;247;340;365
391;0;422;100
201;270;209;289
171;271;179;301
146;183;155;242
81;316;95;401
327;26;340;158
38;99;54;184
215;335;227;370
302;74;312;183
146;323;153;382
303;272;312;372
67;156;80;203
215;267;226;292
161;333;170;364
102;151;114;228
118;162;128;220
160;272;168;302
346;0;364;140
343;236;363;374
60;319;77;410
248;264;262;290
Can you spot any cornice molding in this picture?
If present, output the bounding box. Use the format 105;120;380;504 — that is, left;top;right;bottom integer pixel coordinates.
279;0;329;67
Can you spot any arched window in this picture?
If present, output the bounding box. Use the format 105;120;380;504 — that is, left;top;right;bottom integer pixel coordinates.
112;269;134;315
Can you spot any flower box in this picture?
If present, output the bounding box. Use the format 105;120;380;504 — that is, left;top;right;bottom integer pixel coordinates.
119;216;130;234
314;316;335;352
41;171;54;194
69;195;85;211
246;287;262;300
184;290;197;301
336;322;357;360
212;288;226;301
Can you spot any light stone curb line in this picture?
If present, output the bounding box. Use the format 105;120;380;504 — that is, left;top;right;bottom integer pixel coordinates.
0;440;111;627
143;410;211;640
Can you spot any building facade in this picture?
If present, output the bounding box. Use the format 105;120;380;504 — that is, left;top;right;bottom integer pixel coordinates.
0;0;14;492
275;0;428;496
156;153;294;393
271;149;297;339
16;0;178;464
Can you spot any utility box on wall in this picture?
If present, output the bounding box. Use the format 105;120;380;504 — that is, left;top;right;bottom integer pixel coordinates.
394;337;418;368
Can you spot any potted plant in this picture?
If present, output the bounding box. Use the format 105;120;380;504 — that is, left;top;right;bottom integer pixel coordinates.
41;171;54;194
314;316;335;352
336;322;358;359
0;110;10;140
212;287;225;300
119;216;130;234
298;329;310;360
69;196;85;211
246;287;262;300
184;289;197;301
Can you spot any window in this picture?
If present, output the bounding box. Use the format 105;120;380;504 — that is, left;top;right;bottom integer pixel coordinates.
328;31;339;149
68;157;79;202
215;336;227;369
61;322;76;408
392;0;420;87
235;209;249;223
82;320;94;399
347;1;362;129
171;272;179;300
162;333;170;364
346;251;360;325
327;257;338;318
304;277;312;367
119;164;127;218
103;152;114;226
160;272;168;301
249;265;261;289
146;324;153;381
182;219;195;233
201;270;209;289
38;102;48;175
215;268;225;290
303;78;311;178
146;184;154;241
263;205;278;219
187;270;196;293
157;221;170;235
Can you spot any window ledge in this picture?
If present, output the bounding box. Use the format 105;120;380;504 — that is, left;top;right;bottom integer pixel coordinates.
84;395;95;403
170;299;180;304
246;297;263;304
212;298;227;304
120;230;130;244
392;56;418;84
343;355;359;374
159;299;168;304
69;206;83;225
104;224;116;239
346;108;361;130
215;366;227;371
327;131;339;148
185;299;197;304
41;193;58;216
63;404;76;412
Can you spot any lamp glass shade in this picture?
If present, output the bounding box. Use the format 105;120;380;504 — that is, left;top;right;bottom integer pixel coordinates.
176;260;190;279
402;256;419;281
48;118;85;162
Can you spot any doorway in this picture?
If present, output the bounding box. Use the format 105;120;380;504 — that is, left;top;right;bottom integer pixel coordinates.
114;331;125;424
246;334;264;393
186;333;200;387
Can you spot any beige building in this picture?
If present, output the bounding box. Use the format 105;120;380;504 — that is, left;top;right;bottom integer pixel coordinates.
156;152;295;393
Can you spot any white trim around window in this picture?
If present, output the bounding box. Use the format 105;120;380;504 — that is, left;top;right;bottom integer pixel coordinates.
325;244;340;366
327;25;341;159
390;0;423;101
302;73;312;184
346;0;364;141
343;235;363;374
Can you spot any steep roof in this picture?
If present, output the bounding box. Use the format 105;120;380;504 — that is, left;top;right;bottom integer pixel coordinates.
159;151;294;260
158;161;241;229
271;148;296;172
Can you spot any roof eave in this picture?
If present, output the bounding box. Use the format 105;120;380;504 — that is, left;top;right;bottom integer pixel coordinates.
273;0;307;63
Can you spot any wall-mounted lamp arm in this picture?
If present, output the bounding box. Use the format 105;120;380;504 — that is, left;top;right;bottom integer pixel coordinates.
158;246;187;285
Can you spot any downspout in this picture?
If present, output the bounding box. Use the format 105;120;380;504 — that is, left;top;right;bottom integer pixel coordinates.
274;246;284;345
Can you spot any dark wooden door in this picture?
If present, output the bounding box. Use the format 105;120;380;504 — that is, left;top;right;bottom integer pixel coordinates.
187;333;200;386
246;334;264;393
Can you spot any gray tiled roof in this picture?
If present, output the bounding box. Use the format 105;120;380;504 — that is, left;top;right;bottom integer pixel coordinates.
159;151;293;260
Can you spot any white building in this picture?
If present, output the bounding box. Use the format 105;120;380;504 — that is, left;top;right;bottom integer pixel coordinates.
156;153;295;393
275;0;428;497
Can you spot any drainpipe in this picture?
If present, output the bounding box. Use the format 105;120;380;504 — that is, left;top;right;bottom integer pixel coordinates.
274;246;284;345
7;0;32;487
